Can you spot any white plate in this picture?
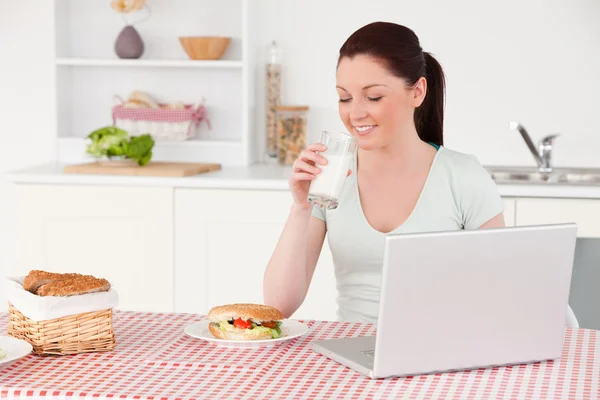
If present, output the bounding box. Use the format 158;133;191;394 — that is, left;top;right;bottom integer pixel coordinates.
184;320;309;348
0;336;32;367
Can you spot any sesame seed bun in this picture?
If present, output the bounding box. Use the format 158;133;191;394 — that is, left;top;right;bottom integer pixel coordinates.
207;303;284;323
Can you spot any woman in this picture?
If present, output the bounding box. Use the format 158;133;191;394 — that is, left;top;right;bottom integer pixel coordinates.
263;21;505;323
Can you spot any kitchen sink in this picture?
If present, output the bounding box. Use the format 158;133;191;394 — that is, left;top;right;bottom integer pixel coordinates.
486;166;600;186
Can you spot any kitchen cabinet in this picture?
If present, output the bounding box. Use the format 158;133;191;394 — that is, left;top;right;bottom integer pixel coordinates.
174;188;338;321
11;184;174;312
8;182;598;326
515;198;600;237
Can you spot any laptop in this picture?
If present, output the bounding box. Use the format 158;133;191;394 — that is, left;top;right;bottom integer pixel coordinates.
311;223;578;379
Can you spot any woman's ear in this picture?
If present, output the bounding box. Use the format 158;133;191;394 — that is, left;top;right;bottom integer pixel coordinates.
412;76;427;108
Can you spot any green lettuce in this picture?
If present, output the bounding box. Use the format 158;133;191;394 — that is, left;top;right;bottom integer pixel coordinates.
252;325;281;338
124;134;154;166
219;321;282;339
86;126;155;166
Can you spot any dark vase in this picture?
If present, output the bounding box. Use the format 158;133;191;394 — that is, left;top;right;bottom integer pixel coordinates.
115;25;144;59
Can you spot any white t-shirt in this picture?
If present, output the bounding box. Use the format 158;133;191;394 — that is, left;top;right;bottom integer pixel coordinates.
312;145;505;323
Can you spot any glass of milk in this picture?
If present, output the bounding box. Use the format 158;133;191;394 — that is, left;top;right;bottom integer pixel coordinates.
308;130;357;210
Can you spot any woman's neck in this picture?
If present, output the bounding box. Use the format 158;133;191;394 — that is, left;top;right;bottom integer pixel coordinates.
357;128;435;175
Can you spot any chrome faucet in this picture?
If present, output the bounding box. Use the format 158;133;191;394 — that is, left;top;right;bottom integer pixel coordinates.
509;121;560;173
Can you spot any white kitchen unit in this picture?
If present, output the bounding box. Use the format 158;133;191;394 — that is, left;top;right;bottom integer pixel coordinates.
7;164;600;326
12;184;174;312
7;179;517;321
515;198;600;238
502;198;516;227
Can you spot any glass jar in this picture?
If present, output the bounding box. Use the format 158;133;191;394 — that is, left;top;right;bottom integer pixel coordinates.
265;41;282;162
276;105;309;165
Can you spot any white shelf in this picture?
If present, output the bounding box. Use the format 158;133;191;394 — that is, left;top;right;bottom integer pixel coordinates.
58;137;241;146
53;0;257;166
57;137;245;166
56;58;243;69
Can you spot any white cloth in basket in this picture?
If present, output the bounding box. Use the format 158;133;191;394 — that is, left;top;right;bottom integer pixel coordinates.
112;103;210;141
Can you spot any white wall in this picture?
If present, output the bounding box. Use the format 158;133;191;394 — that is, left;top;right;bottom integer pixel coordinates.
254;0;600;167
0;1;56;307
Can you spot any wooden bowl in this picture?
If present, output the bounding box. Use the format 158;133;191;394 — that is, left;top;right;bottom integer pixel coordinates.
178;36;231;60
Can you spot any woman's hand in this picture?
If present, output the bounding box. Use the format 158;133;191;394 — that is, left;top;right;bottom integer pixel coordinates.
289;143;328;207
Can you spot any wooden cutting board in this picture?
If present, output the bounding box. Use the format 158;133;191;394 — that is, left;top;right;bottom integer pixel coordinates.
64;161;222;177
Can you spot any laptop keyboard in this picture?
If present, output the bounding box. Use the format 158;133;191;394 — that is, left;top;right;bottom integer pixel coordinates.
361;350;375;359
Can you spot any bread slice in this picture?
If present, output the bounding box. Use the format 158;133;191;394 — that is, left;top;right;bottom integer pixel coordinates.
127;90;160;109
208;322;273;341
23;270;82;294
36;275;110;297
207;303;283;323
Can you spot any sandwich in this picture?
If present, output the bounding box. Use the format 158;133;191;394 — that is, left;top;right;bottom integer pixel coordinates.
207;303;284;340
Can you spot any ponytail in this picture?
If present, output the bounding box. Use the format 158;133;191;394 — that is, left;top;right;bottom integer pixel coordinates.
414;52;446;146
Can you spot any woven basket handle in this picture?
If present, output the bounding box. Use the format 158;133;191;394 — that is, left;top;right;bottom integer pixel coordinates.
192;97;206;109
113;95;125;106
191;98;211;130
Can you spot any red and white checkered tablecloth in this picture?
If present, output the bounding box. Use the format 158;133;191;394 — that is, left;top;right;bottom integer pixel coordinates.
1;311;599;400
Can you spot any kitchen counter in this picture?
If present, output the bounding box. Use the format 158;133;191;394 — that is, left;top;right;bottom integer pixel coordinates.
5;162;292;191
6;162;600;199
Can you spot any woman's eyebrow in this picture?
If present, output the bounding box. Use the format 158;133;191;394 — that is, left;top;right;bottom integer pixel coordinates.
363;84;387;89
335;84;388;91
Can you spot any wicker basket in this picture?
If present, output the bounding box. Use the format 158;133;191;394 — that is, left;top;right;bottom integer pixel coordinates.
112;98;211;141
7;303;115;356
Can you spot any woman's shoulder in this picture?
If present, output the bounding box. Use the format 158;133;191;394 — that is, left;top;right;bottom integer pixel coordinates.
434;146;494;189
437;146;485;172
435;147;504;228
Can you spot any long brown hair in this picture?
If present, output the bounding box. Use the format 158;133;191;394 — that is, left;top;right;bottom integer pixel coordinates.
338;22;446;146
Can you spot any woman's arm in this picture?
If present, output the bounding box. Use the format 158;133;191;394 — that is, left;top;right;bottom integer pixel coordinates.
263;204;327;318
480;212;506;229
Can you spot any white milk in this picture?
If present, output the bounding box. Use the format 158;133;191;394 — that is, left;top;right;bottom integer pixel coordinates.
309;153;352;200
